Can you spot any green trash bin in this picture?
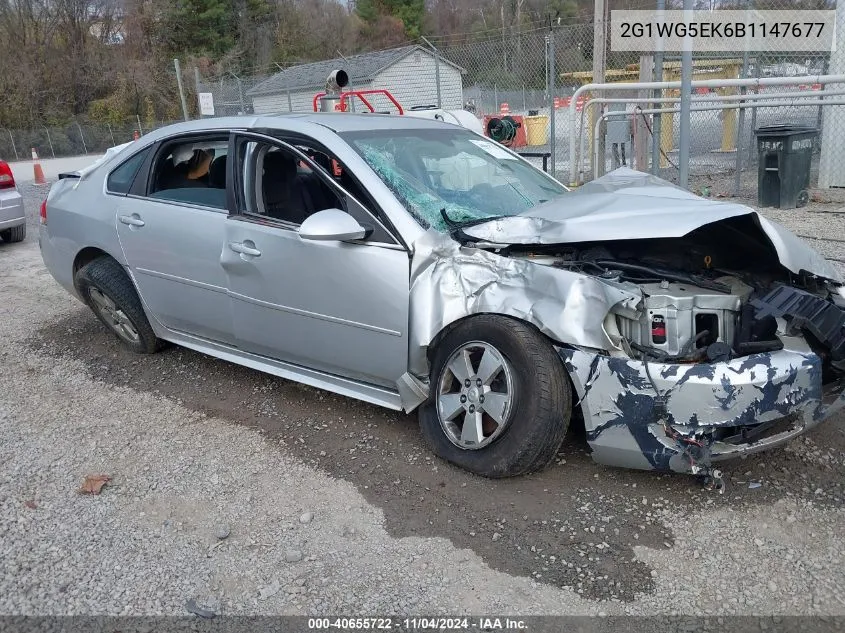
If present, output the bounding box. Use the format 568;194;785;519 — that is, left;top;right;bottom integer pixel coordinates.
755;124;818;209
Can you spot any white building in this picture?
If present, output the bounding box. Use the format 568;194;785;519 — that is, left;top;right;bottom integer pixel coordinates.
247;45;465;114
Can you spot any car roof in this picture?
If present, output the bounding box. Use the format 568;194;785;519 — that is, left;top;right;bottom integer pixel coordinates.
139;112;456;145
294;112;454;132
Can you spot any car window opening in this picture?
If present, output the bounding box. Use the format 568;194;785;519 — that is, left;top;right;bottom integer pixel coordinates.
150;139;229;209
247;144;342;225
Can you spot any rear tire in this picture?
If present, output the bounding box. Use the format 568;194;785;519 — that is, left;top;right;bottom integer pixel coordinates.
74;256;165;354
0;224;26;243
418;315;571;478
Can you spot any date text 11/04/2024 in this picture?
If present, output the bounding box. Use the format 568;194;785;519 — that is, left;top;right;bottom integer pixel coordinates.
307;617;527;630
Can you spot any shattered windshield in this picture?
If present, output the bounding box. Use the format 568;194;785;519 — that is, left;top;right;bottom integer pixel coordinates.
341;129;567;231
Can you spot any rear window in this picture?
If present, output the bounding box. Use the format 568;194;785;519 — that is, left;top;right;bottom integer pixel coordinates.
107;148;149;195
148;137;229;209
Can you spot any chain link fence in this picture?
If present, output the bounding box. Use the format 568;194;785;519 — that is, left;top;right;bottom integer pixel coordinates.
0;118;183;163
192;10;842;197
8;2;842;200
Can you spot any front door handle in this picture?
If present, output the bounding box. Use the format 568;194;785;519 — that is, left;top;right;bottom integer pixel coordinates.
118;214;145;227
228;241;261;257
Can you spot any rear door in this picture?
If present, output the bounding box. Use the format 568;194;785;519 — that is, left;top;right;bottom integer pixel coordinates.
114;133;235;344
221;132;410;387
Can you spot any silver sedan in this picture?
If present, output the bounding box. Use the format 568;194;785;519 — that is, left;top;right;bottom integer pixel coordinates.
0;159;26;243
38;113;845;481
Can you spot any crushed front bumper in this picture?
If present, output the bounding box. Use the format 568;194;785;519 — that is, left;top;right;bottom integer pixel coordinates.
558;339;845;475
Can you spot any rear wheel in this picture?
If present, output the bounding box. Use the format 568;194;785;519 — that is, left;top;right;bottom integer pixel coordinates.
0;224;26;243
74;256;165;354
418;315;571;478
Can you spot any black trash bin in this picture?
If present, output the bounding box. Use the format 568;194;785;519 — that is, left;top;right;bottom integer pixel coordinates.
755;124;818;209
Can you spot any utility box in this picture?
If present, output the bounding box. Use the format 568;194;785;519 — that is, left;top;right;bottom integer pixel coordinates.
755;124;818;209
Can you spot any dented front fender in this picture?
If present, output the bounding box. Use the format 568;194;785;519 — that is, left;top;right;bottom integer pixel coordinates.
406;230;640;381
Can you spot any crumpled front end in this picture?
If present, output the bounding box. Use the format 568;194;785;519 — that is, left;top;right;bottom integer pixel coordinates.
559;335;845;475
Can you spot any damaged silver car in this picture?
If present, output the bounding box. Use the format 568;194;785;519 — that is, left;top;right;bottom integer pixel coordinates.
38;113;845;481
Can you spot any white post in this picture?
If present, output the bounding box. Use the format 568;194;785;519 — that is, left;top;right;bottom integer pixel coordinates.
592;0;607;180
593;0;607;86
678;0;693;188
818;0;845;188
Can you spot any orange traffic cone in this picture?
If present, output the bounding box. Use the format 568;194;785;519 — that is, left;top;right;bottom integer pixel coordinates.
32;148;46;185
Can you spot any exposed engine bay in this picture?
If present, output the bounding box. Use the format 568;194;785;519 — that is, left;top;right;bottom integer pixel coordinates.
405;167;845;479
505;215;845;382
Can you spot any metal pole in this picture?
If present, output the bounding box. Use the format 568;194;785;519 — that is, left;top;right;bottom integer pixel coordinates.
545;35;550;108
136;114;143;135
107;123;115;147
593;0;607;87
42;125;55;158
817;56;830;131
421;37;442;109
652;0;665;174
194;67;203;117
4;129;18;161
549;22;556;178
592;0;607;180
636;56;653;171
74;121;88;154
234;74;246;114
174;59;190;121
735;3;751;196
819;0;845;188
748;56;760;168
435;47;442;108
678;0;693;188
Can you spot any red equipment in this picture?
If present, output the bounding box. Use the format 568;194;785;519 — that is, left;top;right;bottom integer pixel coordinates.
312;90;404;114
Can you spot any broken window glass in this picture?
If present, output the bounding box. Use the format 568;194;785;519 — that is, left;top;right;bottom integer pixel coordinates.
342;129;566;232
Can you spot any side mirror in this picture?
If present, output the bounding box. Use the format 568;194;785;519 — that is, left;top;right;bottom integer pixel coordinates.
298;208;368;242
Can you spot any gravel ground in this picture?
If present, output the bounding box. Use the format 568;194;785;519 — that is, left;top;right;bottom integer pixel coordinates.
2;181;845;617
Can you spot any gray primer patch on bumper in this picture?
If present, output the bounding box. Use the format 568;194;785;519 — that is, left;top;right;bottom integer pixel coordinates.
559;345;845;474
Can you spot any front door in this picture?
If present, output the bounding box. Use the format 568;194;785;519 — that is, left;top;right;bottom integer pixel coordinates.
221;134;409;387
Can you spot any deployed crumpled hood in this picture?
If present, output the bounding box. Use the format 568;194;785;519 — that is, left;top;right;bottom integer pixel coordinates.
462;167;841;282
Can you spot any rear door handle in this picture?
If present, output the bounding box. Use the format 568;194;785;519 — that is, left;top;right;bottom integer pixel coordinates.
228;241;261;257
118;214;145;227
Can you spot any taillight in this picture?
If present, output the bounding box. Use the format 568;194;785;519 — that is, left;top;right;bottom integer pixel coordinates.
0;161;14;189
40;199;47;225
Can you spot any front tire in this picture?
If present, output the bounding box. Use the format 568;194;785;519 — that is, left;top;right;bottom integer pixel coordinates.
0;224;26;243
418;315;571;478
74;256;164;354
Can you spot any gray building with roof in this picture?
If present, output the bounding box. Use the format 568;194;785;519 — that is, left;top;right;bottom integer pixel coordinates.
247;45;465;115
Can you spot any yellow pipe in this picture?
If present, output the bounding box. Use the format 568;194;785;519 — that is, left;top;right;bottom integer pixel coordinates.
660;111;673;168
719;86;738;151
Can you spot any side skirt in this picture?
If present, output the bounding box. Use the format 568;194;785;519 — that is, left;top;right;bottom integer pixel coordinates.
160;329;404;412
